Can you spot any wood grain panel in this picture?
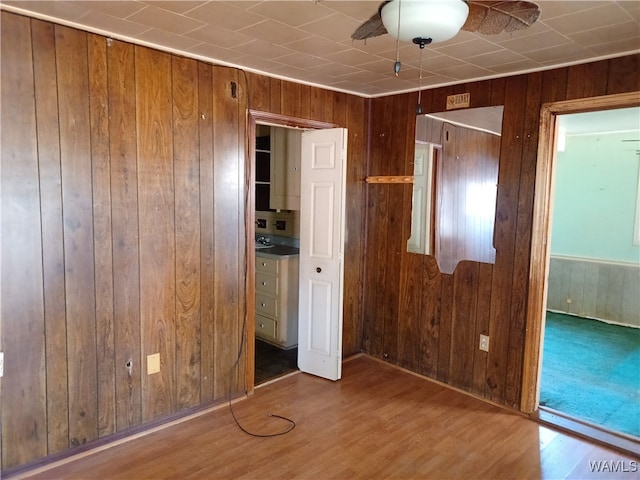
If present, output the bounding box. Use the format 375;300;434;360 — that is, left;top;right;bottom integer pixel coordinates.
212;67;242;399
540;68;568;104
436;274;454;383
107;39;142;430
30;18;69;455
235;67;248;392
382;94;412;362
135;46;176;421
55;23;99;448
1;13;47;469
87;33;116;437
362;95;391;356
309;87;326;122
471;263;493;396
606;55;640;94
281;80;301;119
246;71;269;111
565;60;609;100
485;75;528;403
419;256;441;378
398;93;422;371
269;77;281;114
504;72;543;408
342;93;367;356
198;62;215;403
172;56;202;409
450;262;480;390
299;84;311;119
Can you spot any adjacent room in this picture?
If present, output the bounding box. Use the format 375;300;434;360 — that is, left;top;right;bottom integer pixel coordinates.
540;107;640;439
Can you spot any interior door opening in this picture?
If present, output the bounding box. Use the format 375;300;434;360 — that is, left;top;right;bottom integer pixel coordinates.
522;92;640;455
246;111;342;392
539;107;640;447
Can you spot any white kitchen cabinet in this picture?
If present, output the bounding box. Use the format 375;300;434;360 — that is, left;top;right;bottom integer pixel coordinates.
255;252;299;349
270;128;301;211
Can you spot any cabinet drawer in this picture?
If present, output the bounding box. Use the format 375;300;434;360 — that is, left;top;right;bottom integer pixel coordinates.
256;292;278;317
256;271;278;295
255;315;277;341
256;256;278;274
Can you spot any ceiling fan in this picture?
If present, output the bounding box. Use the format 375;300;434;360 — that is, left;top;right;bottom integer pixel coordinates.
352;0;541;46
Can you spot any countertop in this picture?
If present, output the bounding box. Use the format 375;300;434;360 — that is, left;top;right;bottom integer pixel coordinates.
255;245;300;258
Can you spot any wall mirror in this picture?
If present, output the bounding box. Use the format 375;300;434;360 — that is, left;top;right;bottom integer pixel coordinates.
408;106;503;274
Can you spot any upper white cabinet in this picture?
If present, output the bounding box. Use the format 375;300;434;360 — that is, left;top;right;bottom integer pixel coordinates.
270;128;301;211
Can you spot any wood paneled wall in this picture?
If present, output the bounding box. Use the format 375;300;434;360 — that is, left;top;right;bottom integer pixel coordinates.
0;12;366;471
363;55;640;409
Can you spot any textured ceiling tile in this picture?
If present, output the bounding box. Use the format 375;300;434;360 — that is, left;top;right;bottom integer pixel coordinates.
184;2;265;30
239;18;311;45
285;35;350;56
136;28;202;51
299;12;362;42
185;25;253;48
247;1;333;27
498;30;573;53
77;10;150;37
231;39;294;60
544;4;633;34
273;51;331;70
142;1;206;14
464;49;528;68
73;1;145;18
525;43;591;64
4;0;92;21
568;22;640;48
127;4;205;34
435;39;504;59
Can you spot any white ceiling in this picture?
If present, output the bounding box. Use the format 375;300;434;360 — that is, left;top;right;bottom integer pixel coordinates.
1;1;639;98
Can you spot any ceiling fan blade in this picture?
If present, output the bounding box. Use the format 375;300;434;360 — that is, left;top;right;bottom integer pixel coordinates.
351;2;389;40
463;1;541;35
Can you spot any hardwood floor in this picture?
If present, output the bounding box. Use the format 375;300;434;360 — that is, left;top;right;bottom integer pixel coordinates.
16;356;638;479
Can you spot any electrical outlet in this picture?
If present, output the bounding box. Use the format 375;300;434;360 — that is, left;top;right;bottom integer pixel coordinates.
0;352;3;377
147;353;160;375
479;335;490;352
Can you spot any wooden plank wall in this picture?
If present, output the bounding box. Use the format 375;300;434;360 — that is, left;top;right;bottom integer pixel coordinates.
0;12;366;471
363;54;640;408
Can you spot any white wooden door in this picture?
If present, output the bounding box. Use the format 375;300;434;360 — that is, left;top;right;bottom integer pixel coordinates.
297;128;347;381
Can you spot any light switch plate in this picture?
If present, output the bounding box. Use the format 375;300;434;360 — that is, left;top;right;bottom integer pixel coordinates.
0;352;3;377
147;353;160;375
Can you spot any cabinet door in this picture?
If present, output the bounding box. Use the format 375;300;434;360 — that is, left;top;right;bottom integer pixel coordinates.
270;129;301;210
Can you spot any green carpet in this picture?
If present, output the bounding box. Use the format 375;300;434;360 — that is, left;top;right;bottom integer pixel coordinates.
540;311;640;438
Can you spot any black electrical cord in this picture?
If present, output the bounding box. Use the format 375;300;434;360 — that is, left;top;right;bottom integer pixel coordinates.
225;67;296;438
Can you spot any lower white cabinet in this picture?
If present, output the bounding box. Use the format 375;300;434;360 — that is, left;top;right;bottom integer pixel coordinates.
255;253;299;349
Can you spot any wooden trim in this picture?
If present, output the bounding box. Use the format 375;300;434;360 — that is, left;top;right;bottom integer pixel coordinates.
245;110;338;396
520;91;640;414
365;176;413;184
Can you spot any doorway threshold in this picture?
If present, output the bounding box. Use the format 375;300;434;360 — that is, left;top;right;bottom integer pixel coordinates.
537;406;640;458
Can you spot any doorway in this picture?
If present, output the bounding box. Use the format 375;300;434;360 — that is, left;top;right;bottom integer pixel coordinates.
539;107;640;438
522;92;640;452
246;111;340;393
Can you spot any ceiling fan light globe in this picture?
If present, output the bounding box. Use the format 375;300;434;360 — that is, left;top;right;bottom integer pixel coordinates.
381;0;470;43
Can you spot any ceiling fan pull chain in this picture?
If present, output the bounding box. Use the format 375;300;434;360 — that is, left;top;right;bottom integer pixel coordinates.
394;0;402;75
417;53;423;112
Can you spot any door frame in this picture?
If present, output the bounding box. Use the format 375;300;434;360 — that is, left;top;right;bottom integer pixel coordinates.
520;91;640;413
245;110;338;395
